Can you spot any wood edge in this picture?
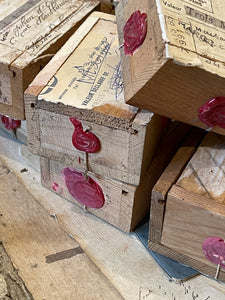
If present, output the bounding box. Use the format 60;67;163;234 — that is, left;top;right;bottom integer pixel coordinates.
148;126;204;244
24;93;41;155
168;185;225;216
148;241;225;280
152;127;205;196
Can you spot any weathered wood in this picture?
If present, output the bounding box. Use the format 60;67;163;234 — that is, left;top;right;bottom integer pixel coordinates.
149;132;225;282
0;0;100;119
116;0;225;135
150;127;205;244
25;12;163;185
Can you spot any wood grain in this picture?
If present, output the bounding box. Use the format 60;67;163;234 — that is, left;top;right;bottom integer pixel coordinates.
150;127;205;244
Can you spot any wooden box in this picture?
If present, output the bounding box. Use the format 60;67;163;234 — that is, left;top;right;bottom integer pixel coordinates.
40;122;192;232
0;0;100;120
25;12;164;186
148;130;225;281
116;0;225;135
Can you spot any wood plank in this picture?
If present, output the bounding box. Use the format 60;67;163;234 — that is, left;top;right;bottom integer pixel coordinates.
0;157;122;299
161;185;225;280
116;0;225;135
1;128;225;299
40;156;137;232
150;127;205;244
0;0;100;119
149;241;225;281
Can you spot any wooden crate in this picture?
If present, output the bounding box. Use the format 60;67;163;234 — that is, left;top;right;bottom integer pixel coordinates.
148;130;225;282
25;12;164;186
116;0;225;135
40;122;192;232
0;0;100;120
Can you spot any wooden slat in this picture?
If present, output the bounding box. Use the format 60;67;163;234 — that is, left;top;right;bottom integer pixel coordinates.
150;127;205;244
40;156;137;232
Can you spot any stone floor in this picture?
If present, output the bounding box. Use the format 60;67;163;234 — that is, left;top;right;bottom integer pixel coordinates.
0;242;33;299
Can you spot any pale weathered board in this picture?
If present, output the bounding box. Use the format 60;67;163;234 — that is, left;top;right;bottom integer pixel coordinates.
149;132;225;282
116;0;225;135
2;120;225;300
0;0;100;120
25;12;163;185
149;126;205;244
0;158;122;299
39;122;193;232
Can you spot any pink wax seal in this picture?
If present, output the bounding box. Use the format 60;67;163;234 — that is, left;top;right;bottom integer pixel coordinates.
52;182;60;192
63;167;105;209
123;10;147;55
202;237;225;268
198;96;225;129
70;118;100;153
0;115;21;130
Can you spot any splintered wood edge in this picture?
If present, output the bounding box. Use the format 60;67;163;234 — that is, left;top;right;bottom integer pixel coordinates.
149;242;225;280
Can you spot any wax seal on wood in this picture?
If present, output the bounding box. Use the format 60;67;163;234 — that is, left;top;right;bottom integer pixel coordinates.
0;115;21;130
70;118;100;153
202;236;225;268
123;10;147;55
63;167;105;209
198;97;225;129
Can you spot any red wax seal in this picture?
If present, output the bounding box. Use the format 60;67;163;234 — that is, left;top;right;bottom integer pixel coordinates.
202;237;225;268
0;115;21;130
63;167;105;209
198;96;225;129
70;118;100;153
123;10;147;55
52;182;60;192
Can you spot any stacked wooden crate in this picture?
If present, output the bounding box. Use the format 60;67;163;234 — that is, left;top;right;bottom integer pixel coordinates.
0;0;100;129
149;132;225;281
116;0;225;135
2;0;225;283
24;12;173;232
115;0;225;281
